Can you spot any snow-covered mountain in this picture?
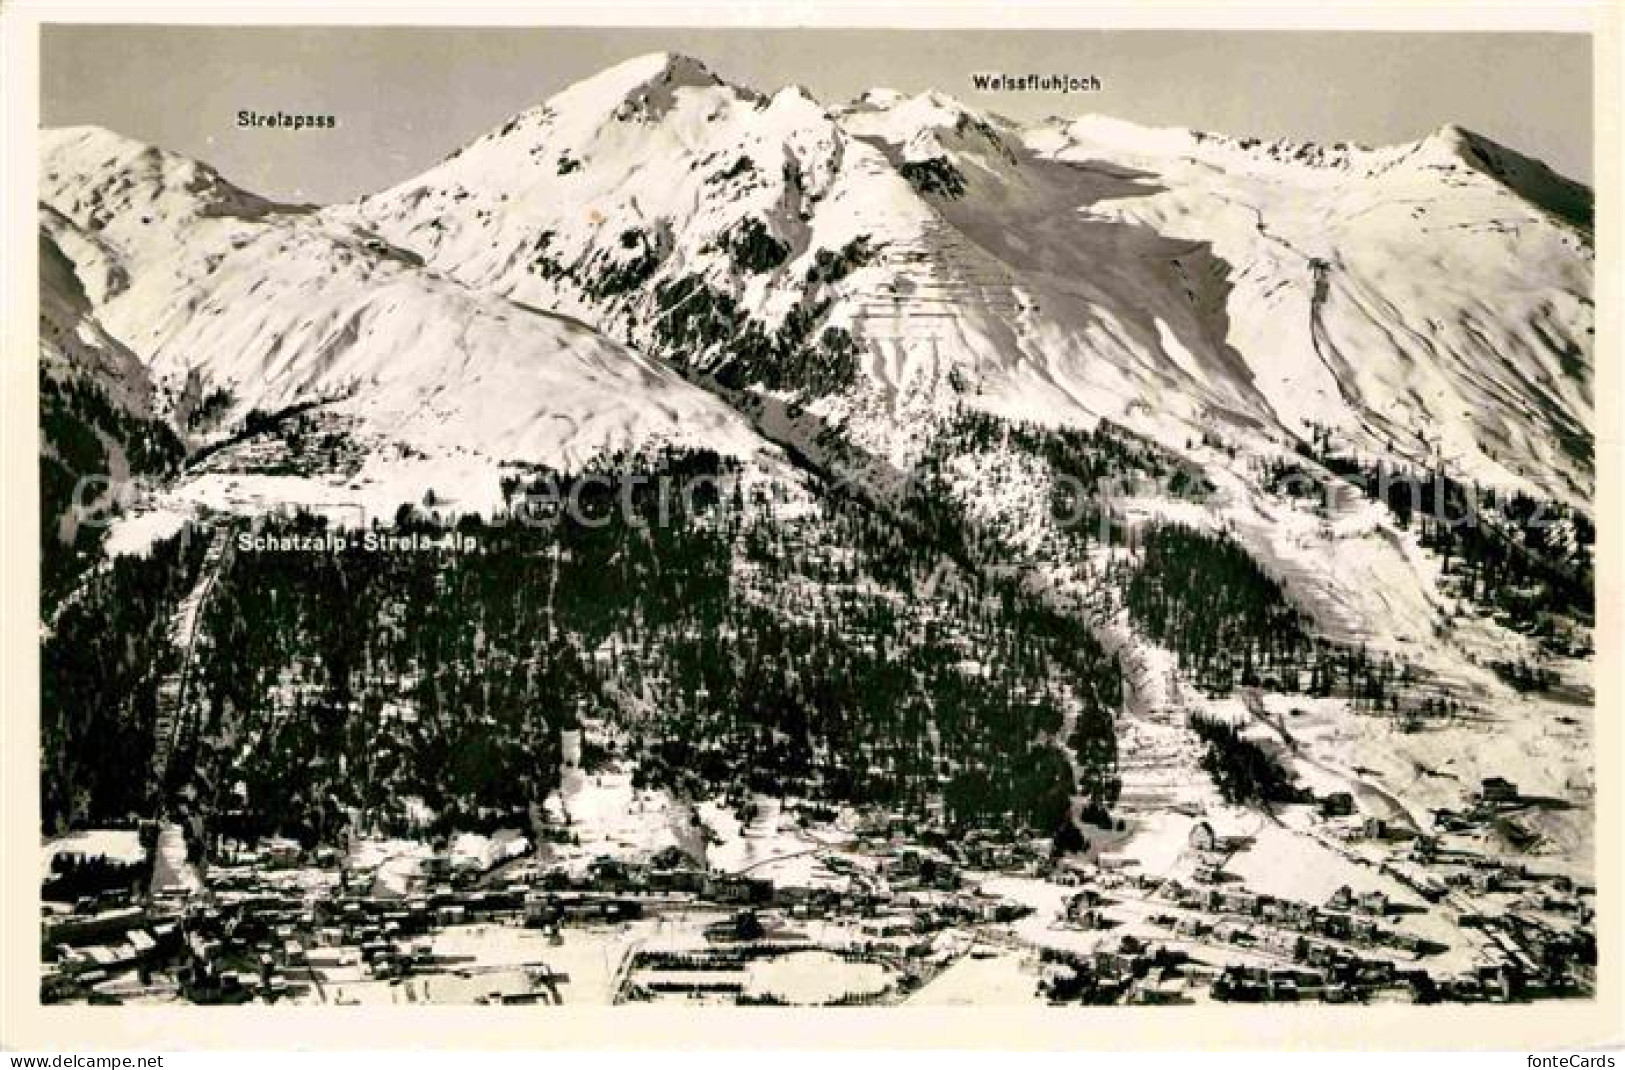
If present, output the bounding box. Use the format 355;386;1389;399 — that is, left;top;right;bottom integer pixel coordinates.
37;57;1595;646
42;53;1591;522
39;123;774;527
1027;115;1594;505
36;53;1600;891
347;53;1593;511
40;203;186;592
37;53;1596;678
40;205;155;418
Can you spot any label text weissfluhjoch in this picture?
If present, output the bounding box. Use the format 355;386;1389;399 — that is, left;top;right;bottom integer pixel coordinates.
970;73;1102;93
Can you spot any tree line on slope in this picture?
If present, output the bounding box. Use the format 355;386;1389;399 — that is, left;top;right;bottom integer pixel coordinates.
1264;430;1593;653
44;446;1128;851
40;374;185;611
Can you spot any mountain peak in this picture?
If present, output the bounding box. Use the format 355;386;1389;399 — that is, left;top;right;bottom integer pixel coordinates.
837;87;1016;167
771;83;821;106
1414;122;1591;230
1429;121;1474;143
429;51;743;179
40;125;276;234
1413;121;1491;164
843;86;984;124
549;51;730;119
599;51;720;88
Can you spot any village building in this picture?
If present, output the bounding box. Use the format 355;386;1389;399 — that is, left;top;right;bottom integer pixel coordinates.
1319;792;1355;818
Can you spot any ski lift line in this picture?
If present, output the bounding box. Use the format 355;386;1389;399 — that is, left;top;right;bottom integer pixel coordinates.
150;524;237;798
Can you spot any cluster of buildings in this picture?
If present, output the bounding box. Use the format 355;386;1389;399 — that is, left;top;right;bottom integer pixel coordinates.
1141;875;1447;958
40;808;1051;1006
1030;770;1596;1005
1038;871;1593;1007
39;760;1595;1008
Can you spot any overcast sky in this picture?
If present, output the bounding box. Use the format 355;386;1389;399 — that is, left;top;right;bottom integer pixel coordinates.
42;26;1593;204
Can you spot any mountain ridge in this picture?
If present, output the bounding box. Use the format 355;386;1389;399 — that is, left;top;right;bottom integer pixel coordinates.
37;60;1594;519
334;55;1590;509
